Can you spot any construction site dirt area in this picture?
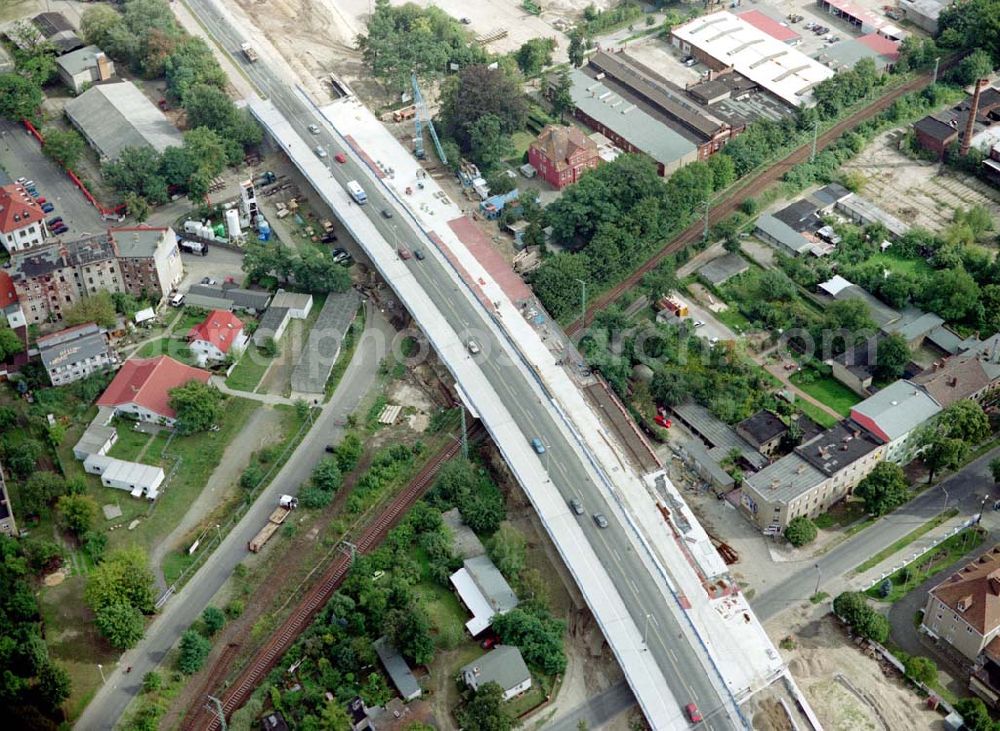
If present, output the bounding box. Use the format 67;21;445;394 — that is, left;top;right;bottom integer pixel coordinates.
767;614;941;731
842;129;1000;234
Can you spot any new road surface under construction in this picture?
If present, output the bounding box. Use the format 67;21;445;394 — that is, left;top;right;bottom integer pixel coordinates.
565;54;961;336
181;423;485;730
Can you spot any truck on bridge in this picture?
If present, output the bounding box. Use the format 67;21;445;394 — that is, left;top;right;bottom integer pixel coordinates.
241;42;259;63
248;495;297;552
346;180;367;205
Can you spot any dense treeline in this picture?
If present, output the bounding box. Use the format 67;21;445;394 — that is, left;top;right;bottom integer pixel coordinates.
532;154;734;319
79;0;262;209
1;536;72;730
356;0;489;90
580;310;776;424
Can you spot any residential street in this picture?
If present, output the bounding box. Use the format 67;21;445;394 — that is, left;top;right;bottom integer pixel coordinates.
752;444;1000;622
73;300;391;731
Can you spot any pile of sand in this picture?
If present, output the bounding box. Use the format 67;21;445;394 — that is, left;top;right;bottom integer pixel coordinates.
784;616;940;731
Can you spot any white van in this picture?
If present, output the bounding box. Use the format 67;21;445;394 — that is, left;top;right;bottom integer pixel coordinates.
169;293;185;307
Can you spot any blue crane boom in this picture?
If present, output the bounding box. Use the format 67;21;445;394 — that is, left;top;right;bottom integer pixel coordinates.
411;72;448;165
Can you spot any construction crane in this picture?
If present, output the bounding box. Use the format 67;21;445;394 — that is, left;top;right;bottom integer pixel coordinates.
411;72;448;166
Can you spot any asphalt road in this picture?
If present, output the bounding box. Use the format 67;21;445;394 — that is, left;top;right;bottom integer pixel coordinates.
180;3;742;726
547;682;637;731
752;445;1000;622
73;302;392;730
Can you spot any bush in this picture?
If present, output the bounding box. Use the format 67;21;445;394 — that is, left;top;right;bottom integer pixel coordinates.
833;591;889;643
202;606;225;636
142;671;162;694
177;629;211;674
903;655;937;685
225;599;244;619
298;485;334;509
784;516;817;547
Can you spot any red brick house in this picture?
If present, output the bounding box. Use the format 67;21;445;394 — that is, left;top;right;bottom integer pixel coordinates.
528;125;600;190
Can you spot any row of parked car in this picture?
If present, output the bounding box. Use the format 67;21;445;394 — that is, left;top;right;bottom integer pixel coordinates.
16;177;65;234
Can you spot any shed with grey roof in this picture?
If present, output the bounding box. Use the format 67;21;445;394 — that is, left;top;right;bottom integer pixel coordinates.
373;637;422;700
73;422;117;461
568;69;698;176
697;252;750;286
187;284;271;313
290;290;361;395
253;306;291;347
183;294;234;311
835;193;910;239
754;214;813;256
56;45;115;94
65;80;183;161
671;401;768;470
461;646;532;701
450;554;519;636
881;308;945;345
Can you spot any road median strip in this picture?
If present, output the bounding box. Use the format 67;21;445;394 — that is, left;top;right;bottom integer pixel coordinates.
852;507;960;576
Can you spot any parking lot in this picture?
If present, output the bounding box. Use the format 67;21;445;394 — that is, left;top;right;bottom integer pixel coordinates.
0;119;105;240
177;245;247;292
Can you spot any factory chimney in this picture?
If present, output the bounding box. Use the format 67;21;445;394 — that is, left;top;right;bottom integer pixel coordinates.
960;78;989;156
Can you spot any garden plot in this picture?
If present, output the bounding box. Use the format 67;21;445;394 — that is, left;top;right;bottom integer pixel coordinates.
841;129;1000;234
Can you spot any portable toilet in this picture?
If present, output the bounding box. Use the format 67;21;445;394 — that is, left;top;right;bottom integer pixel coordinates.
258;218;271;242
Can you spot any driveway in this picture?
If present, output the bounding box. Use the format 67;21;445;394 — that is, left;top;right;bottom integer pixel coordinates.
73;300;393;731
0;119;105;239
664;292;736;345
178;246;247;291
148;405;286;590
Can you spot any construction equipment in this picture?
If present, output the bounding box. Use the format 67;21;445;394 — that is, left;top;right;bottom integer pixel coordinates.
411;72;448;165
240;42;258;63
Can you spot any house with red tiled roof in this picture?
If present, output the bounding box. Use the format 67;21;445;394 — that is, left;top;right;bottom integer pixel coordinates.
187;309;247;366
0;183;47;253
0;270;25;330
96;356;210;425
528;125;600;190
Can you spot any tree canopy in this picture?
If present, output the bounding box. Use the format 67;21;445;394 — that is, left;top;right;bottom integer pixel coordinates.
439;65;527;158
0;536;72;723
168;380;222;434
357;0;488;90
855;462;908;516
457;682;517;731
784;516;817;547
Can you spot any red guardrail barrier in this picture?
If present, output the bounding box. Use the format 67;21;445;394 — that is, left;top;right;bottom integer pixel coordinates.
21;119;125;219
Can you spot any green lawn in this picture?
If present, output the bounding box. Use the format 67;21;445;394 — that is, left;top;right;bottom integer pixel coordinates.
712;306;752;333
790;368;861;417
134;336;196;365
868;251;934;278
866;526;985;602
225;346;273;392
38;576;119;723
106;420;154;462
510;131;535;159
814;499;867;530
160;403;310;585
795;400;838;429
325;306;364;401
127;397;259;552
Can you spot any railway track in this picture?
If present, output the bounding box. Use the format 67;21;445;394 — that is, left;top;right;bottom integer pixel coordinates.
182;423;486;730
566;59;958;336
